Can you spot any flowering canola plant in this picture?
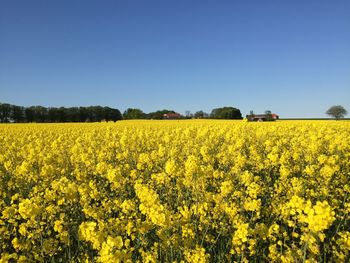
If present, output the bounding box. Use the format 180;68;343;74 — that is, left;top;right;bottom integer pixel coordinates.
0;120;349;262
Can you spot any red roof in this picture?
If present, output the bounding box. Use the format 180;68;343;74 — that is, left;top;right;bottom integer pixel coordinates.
249;113;279;120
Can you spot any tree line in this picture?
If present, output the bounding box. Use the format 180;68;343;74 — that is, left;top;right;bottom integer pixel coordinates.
0;103;122;123
0;103;242;123
124;107;242;120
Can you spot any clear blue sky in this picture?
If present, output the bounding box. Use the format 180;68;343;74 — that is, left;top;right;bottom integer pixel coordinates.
1;0;349;118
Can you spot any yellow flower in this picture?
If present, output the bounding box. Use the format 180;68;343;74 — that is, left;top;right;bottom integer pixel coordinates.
18;199;41;219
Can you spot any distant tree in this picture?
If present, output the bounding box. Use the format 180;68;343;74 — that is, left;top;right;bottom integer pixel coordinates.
210;107;242;119
48;107;59;122
11;105;25;122
265;110;273;121
33;106;48;122
194;110;208;119
90;106;103;121
104;107;122;121
65;107;79;122
112;108;123;121
26;106;47;122
25;107;35;122
123;108;146;119
326;105;348;120
185;110;193;119
0;103;12;122
56;107;67;122
85;107;97;122
78;107;88;122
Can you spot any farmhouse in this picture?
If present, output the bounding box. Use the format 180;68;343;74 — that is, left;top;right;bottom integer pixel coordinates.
248;113;279;122
163;113;182;119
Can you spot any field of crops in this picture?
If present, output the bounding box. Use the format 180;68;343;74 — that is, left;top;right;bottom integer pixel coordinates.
0;120;349;262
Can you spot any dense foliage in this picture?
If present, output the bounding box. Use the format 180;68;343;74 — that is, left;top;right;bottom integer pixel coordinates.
0;120;349;262
123;108;147;120
0;103;122;123
210;107;242;119
326;105;348;120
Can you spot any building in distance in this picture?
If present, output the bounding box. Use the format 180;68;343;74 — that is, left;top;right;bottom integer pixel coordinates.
163;113;182;120
247;113;279;122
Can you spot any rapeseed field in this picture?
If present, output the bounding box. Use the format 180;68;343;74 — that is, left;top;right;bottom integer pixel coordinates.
0;120;349;262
